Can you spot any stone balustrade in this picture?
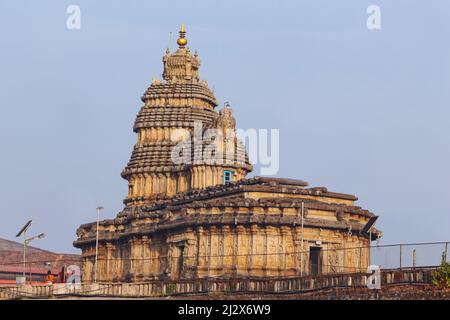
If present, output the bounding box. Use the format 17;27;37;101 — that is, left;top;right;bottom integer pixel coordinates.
0;267;438;299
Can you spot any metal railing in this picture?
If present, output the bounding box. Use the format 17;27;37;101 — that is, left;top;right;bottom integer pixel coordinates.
371;241;448;270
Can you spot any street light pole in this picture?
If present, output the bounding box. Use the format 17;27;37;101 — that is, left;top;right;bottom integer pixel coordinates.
22;232;46;283
23;230;27;278
300;201;304;277
369;228;372;266
94;206;104;283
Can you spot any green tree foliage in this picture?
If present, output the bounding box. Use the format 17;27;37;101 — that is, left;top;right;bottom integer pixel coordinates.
432;253;450;287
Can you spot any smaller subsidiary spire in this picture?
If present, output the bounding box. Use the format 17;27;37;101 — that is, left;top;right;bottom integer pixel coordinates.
177;23;188;48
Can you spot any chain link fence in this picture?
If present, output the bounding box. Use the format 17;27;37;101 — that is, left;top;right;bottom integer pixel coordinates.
370;241;448;270
302;241;449;275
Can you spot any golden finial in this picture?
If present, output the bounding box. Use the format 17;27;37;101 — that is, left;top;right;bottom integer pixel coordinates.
177;23;188;48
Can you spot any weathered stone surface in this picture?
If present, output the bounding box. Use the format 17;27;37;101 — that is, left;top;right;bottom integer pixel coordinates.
1;269;442;300
74;26;382;283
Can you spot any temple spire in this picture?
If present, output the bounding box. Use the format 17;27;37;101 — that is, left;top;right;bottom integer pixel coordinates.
177;23;187;48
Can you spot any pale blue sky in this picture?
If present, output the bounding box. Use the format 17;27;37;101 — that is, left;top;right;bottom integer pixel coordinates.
0;1;449;253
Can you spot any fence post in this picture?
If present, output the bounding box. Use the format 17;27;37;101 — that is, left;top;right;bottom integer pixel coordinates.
445;243;448;263
399;245;403;270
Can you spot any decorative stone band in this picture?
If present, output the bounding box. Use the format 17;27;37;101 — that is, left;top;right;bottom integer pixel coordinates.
122;142;252;175
133;106;218;131
73;213;377;248
74;176;380;248
141;83;218;106
140;177;358;210
121;164;253;179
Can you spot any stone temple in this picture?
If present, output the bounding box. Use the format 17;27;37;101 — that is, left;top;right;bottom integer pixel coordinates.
74;25;381;282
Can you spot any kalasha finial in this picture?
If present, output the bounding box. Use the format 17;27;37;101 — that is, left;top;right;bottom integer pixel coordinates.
177;23;188;48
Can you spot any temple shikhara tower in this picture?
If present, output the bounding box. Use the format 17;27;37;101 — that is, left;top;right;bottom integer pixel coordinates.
74;26;381;282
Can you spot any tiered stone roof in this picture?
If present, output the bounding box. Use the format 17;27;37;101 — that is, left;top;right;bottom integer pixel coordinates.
75;177;380;247
133;104;218;131
122;141;187;178
121;26;252;198
140;83;218;107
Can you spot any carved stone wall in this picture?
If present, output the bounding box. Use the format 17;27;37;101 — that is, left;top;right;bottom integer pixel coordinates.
79;224;370;282
74;27;381;283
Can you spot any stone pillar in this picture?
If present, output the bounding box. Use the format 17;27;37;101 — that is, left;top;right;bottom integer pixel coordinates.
249;224;259;276
151;127;157;140
281;227;291;273
166;173;174;195
265;227;273;276
142;236;150;279
192;167;197;189
140;177;144;198
293;226;302;275
157;173;164;194
157;127;163;141
200;166;206;189
222;225;232;272
81;246;95;282
105;243;116;282
208;226;217;277
236;225;247;276
263;227;269;276
175;173;181;194
114;245;122;281
151;173;157;195
145;174;153;196
196;226;207;277
129;237;141;280
149;238;161;279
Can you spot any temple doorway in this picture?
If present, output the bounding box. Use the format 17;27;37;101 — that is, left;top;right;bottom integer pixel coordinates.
170;243;185;280
309;247;322;276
